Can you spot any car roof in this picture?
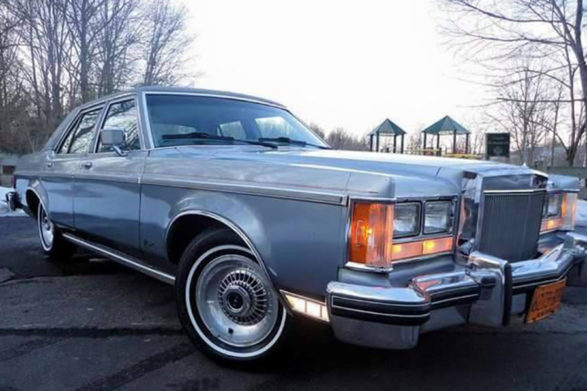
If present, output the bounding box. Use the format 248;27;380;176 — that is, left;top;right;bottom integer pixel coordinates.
76;86;286;110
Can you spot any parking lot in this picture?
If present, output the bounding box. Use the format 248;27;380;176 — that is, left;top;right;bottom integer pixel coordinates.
1;216;587;391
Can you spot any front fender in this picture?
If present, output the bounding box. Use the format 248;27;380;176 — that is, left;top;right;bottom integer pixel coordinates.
140;184;346;298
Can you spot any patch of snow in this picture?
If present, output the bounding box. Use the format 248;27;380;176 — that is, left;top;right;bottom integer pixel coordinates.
577;200;587;227
0;186;25;217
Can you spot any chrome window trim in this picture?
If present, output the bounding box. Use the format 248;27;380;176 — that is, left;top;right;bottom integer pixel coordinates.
92;93;144;153
140;91;155;149
140;91;328;150
54;104;106;154
55;105;105;155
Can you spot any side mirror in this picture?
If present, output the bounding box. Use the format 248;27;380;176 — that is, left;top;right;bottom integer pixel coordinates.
100;128;127;156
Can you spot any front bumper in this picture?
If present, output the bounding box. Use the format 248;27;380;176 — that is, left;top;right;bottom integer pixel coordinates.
326;232;587;349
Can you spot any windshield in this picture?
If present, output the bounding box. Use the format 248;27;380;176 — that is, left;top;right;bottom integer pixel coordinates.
145;94;328;148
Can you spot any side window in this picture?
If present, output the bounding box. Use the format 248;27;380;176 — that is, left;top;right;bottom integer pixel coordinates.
97;100;140;153
57;109;101;154
58;125;76;154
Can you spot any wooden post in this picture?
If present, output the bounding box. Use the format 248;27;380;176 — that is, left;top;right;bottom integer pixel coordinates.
393;134;397;153
376;131;380;152
369;134;374;151
465;133;470;154
436;134;440;152
453;130;457;154
423;133;427;151
401;134;404;153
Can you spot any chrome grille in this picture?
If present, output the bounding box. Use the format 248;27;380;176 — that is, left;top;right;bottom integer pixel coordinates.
478;191;545;262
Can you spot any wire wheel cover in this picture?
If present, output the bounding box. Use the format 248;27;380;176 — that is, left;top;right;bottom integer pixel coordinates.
194;253;278;348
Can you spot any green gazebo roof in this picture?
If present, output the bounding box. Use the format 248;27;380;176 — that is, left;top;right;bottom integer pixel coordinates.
368;118;406;136
422;115;470;135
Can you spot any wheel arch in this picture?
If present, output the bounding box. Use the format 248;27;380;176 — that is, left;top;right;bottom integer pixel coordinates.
164;210;283;301
25;184;48;219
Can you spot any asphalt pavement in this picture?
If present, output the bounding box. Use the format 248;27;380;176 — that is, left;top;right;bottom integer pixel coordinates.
1;216;587;391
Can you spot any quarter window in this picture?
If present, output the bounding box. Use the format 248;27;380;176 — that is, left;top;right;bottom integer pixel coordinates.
58;109;101;154
97;100;140;153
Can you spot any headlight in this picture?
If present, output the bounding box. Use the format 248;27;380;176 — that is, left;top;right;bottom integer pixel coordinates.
543;194;562;217
393;203;420;238
541;192;577;232
424;201;453;234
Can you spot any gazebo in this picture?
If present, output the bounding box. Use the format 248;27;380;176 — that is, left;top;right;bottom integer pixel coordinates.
368;118;406;153
421;115;470;154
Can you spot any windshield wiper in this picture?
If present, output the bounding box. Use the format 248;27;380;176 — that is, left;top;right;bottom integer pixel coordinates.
258;136;331;149
161;132;277;149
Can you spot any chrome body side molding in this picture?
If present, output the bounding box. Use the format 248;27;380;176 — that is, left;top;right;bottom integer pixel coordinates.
141;175;347;206
62;233;175;285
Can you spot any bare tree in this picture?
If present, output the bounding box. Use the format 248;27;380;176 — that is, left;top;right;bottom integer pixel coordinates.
326;128;368;151
486;67;551;164
406;132;422;152
308;123;326;140
443;0;587;166
10;0;72;140
0;0;197;154
139;0;191;86
0;2;32;153
95;0;140;96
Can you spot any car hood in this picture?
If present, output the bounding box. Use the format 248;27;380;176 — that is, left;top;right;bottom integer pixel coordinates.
145;146;536;199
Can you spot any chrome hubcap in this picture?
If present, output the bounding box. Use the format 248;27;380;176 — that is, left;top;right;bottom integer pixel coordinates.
195;254;278;348
218;269;268;325
39;207;54;249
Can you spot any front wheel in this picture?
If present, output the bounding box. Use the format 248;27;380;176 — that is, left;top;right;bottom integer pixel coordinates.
175;228;292;365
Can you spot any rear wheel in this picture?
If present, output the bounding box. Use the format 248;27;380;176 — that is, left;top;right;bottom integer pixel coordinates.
37;203;75;261
175;228;292;365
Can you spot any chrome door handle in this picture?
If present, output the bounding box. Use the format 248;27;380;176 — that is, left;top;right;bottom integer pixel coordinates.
82;162;93;169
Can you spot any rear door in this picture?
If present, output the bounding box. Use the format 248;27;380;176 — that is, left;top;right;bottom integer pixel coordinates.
42;107;103;228
73;96;146;256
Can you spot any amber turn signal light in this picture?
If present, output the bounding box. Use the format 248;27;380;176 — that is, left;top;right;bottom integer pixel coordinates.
349;202;394;268
392;237;454;260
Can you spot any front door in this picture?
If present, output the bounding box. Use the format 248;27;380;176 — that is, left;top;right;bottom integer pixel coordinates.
73;97;145;257
42;107;103;228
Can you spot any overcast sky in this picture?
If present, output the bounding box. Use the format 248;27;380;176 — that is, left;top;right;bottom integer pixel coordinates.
183;1;487;138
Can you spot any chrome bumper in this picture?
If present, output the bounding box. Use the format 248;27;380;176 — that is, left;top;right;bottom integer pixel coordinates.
326;232;587;349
